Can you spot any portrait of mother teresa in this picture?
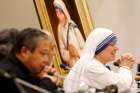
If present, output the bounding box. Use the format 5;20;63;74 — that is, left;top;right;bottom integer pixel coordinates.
53;0;85;68
64;28;136;93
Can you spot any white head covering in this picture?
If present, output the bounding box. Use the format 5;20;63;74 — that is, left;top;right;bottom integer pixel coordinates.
53;0;70;21
81;27;117;58
64;28;117;93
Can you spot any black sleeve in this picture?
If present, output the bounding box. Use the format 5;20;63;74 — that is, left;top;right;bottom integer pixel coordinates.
37;77;58;93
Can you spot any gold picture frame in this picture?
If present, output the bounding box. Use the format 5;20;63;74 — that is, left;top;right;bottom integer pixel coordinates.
33;0;94;75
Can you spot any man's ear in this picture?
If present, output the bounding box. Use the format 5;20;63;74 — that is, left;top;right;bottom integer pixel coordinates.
20;46;31;58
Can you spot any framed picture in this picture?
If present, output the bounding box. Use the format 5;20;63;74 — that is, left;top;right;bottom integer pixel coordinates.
33;0;94;75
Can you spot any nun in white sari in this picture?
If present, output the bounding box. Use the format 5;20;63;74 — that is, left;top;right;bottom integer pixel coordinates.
64;28;136;93
53;0;85;67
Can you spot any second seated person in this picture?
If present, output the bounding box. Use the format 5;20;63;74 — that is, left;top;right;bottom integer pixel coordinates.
53;0;85;68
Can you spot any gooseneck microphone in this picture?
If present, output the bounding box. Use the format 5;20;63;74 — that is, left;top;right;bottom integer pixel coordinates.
60;63;81;74
60;63;71;70
47;71;65;79
0;69;50;93
113;62;120;67
0;69;13;79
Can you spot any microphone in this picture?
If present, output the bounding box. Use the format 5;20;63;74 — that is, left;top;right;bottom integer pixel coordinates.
60;63;71;70
0;69;50;93
0;69;51;93
0;69;13;79
47;72;65;79
113;62;120;67
60;63;81;74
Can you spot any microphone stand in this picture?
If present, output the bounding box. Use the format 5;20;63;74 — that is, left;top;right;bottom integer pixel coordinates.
0;69;50;93
14;78;50;93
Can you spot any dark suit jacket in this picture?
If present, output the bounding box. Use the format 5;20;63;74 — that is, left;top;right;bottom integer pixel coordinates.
0;55;58;93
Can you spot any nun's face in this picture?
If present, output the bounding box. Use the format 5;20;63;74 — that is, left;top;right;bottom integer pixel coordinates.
96;41;119;64
55;9;66;22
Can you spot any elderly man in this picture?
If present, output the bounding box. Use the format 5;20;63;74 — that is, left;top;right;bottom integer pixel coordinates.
0;28;58;93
